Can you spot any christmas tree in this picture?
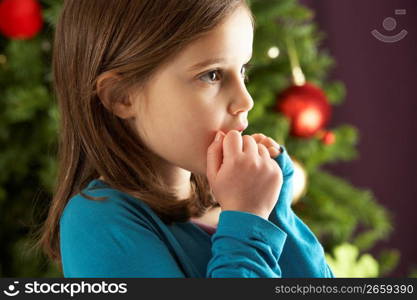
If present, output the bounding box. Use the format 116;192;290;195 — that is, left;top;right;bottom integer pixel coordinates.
0;0;400;277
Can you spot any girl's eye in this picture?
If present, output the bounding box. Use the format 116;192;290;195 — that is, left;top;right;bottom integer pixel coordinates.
242;63;253;83
200;69;223;84
199;63;253;85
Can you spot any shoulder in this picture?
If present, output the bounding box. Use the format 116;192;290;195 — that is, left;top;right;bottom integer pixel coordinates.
60;179;154;232
59;180;177;277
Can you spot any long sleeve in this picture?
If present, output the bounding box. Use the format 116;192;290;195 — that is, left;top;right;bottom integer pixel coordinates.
268;145;335;278
60;190;288;278
206;210;288;278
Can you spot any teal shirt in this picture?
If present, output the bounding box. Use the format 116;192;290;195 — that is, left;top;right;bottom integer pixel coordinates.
60;146;335;278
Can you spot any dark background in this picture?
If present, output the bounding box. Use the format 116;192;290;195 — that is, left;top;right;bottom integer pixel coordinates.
299;0;417;277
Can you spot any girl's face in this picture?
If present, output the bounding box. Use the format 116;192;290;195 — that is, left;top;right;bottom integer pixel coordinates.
131;6;254;179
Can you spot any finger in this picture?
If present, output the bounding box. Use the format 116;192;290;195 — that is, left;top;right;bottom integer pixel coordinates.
267;146;280;158
206;131;225;182
267;137;281;150
256;134;278;148
258;143;270;159
252;133;280;149
242;135;258;156
251;134;281;156
222;130;243;161
259;136;281;153
251;133;266;144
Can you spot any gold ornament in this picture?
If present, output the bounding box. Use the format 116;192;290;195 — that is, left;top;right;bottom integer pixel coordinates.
290;156;308;205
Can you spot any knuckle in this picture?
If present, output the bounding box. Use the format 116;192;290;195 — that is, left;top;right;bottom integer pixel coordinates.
242;155;260;169
231;154;245;167
274;166;283;179
247;159;260;170
267;160;280;174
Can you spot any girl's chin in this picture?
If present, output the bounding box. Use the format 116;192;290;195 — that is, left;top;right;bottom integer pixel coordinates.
188;162;207;177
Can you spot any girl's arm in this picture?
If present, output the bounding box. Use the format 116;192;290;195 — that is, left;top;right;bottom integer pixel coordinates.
206;210;288;277
268;145;335;278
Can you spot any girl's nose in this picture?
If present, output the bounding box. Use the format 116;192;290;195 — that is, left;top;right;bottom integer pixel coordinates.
229;86;253;116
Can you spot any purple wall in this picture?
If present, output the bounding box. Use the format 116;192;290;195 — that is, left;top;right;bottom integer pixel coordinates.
299;0;417;277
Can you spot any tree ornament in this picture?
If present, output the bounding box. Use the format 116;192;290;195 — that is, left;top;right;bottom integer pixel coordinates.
275;37;332;138
276;82;332;138
0;0;43;40
317;129;336;145
325;243;379;277
290;156;308;205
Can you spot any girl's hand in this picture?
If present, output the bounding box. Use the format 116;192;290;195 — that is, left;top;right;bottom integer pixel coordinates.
250;133;282;158
206;130;283;220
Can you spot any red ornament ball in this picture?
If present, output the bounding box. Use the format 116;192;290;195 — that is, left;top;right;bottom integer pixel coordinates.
321;130;336;145
0;0;43;39
276;82;332;138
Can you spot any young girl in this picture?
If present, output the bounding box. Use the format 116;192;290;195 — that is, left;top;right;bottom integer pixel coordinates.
37;0;335;278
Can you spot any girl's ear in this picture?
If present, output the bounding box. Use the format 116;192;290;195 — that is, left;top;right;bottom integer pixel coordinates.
96;71;136;119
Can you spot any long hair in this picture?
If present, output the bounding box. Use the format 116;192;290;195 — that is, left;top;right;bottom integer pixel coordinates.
33;0;255;268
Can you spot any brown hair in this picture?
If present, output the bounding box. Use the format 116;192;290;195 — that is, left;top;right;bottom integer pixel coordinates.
33;0;255;268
